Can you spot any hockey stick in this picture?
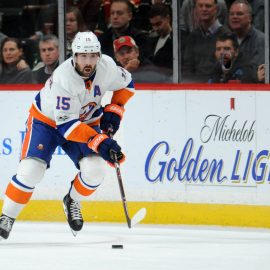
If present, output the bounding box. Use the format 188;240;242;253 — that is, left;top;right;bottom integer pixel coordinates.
112;153;146;228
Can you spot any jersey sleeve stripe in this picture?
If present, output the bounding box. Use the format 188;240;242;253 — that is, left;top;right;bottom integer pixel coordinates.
111;88;135;105
127;80;135;89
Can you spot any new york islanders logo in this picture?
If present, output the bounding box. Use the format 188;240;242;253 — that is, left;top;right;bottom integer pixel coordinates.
80;102;97;121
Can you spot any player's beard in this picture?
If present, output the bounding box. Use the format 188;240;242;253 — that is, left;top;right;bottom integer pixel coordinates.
82;65;93;77
75;63;96;79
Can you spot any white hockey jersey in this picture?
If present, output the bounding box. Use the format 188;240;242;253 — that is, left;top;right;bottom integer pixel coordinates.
30;55;135;143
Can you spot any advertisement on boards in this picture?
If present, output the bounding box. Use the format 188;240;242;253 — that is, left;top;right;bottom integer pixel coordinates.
0;89;270;205
123;90;270;205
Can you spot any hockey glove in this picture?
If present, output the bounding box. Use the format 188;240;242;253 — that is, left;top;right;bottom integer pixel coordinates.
100;104;125;135
88;134;125;165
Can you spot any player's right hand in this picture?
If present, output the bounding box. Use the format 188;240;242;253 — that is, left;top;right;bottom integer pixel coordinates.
88;134;125;165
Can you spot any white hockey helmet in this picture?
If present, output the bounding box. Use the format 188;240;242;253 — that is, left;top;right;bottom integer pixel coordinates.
72;31;101;56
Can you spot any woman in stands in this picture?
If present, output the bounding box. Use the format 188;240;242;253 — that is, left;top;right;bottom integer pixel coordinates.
0;37;35;84
66;6;88;58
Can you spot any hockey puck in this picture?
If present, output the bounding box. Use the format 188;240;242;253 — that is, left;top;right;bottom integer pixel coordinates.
112;244;123;249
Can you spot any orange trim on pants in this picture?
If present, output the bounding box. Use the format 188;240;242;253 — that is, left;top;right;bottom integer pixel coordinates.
29;104;56;128
73;175;96;196
20;115;33;160
5;183;33;204
66;122;98;143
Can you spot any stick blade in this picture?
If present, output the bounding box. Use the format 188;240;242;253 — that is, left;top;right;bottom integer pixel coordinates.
131;208;147;227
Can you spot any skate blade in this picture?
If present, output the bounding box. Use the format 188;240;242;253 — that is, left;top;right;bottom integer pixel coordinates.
62;202;78;237
70;229;78;237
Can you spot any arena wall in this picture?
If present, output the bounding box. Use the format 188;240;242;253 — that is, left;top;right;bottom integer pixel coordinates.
0;84;270;228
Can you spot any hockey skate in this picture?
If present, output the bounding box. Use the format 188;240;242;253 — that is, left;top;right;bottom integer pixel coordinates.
0;214;15;240
63;194;83;236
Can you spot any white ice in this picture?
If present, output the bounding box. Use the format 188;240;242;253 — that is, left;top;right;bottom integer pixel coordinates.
0;222;270;270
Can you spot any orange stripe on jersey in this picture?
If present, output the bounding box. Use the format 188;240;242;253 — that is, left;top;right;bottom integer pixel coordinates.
5;183;33;204
111;89;134;106
66;122;98;143
20;115;33;160
73;175;96;196
29;104;56;128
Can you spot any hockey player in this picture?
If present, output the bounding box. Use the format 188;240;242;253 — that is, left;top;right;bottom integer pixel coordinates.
0;31;135;239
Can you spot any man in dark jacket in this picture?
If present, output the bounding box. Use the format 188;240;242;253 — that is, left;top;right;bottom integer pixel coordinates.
98;0;150;59
229;0;264;68
113;35;172;83
33;34;59;83
209;33;257;83
148;2;173;70
182;0;230;82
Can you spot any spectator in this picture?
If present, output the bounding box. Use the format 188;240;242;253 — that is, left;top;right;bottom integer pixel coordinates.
182;0;230;82
132;0;172;32
113;35;172;82
98;0;150;59
28;1;58;41
66;6;88;58
249;0;264;33
228;0;264;68
132;0;153;32
148;3;173;70
67;0;102;32
95;0;165;35
257;64;265;82
225;0;265;33
33;34;59;83
0;37;35;84
180;0;228;34
209;33;257;83
26;2;58;69
94;0;112;36
29;21;56;41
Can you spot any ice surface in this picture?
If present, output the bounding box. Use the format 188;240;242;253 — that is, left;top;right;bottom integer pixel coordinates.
0;222;270;270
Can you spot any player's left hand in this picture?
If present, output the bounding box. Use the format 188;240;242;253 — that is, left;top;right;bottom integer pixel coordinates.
100;104;125;135
88;133;125;165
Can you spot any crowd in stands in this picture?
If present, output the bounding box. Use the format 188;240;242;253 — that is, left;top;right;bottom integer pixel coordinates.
0;0;267;84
